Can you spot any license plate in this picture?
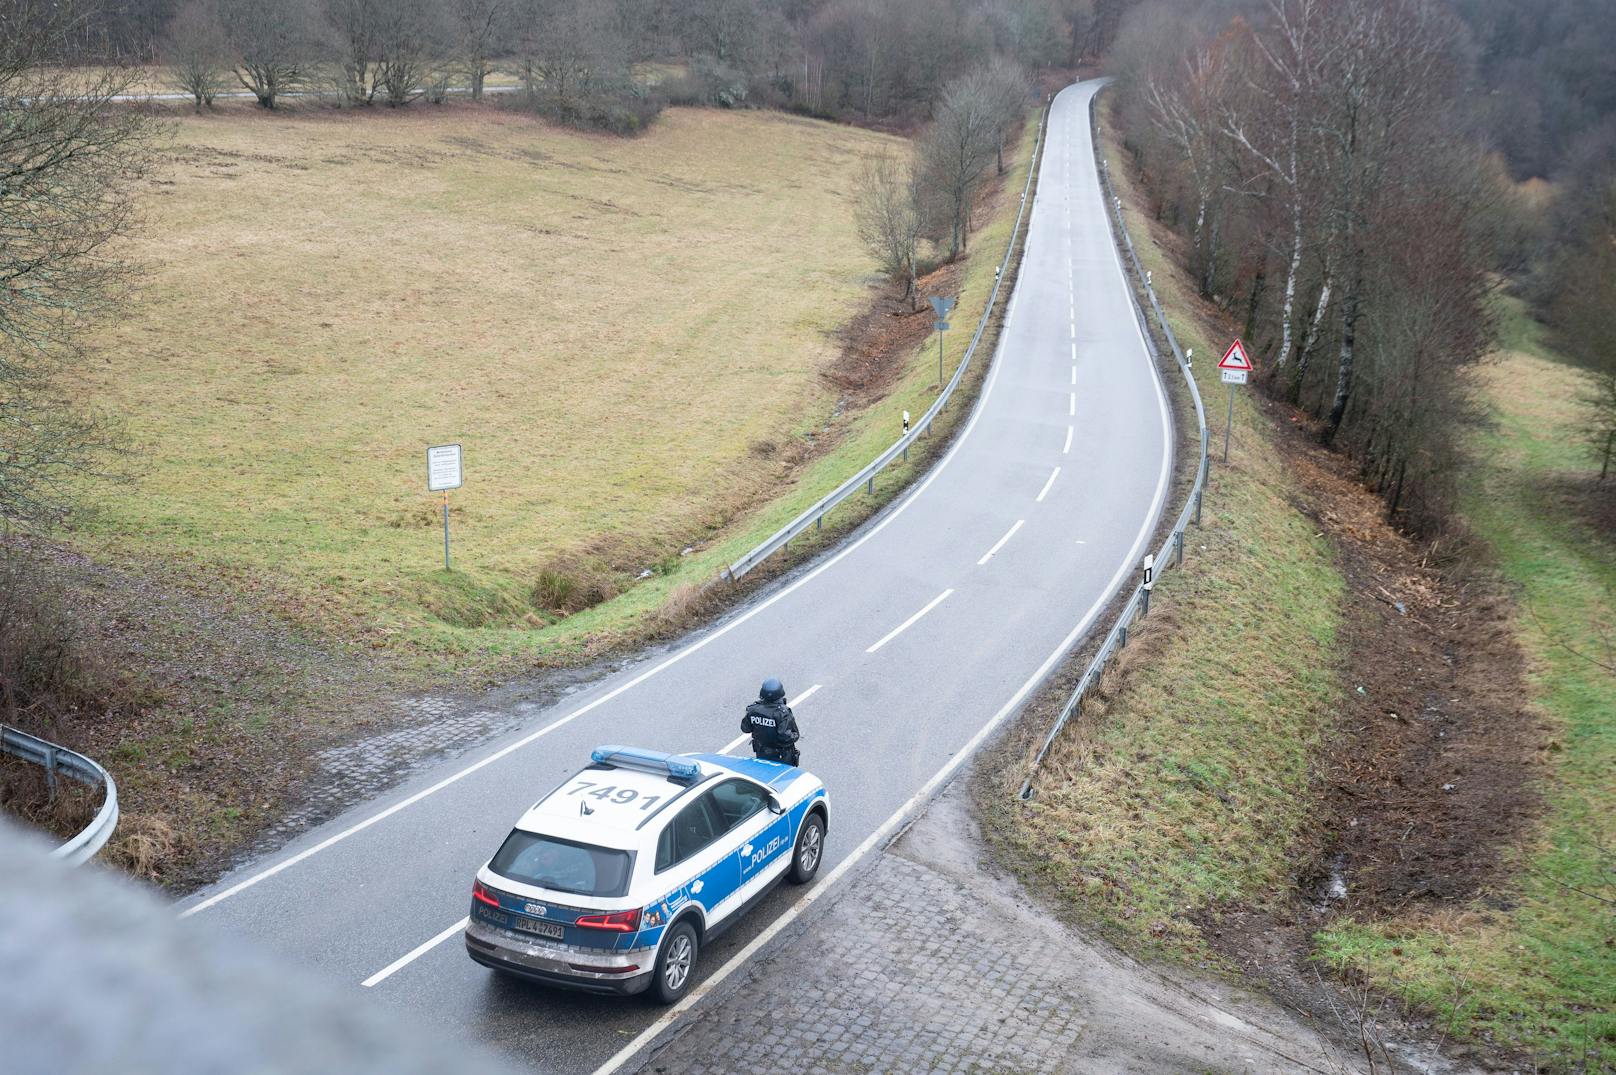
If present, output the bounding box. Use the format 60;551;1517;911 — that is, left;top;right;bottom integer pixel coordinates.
514;917;564;940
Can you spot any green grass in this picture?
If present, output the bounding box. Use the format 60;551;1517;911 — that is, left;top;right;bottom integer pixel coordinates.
72;105;1038;671
1316;299;1616;1070
989;101;1345;956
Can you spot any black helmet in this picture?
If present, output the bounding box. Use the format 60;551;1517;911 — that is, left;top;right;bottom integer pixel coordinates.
759;677;785;703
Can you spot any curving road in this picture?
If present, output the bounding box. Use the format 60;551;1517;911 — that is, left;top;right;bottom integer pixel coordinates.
177;79;1172;1074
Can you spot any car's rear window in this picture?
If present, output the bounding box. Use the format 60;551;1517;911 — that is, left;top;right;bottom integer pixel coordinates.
489;830;634;898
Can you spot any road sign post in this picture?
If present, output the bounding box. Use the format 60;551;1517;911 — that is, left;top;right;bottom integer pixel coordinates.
1216;339;1254;464
426;443;463;571
928;295;957;398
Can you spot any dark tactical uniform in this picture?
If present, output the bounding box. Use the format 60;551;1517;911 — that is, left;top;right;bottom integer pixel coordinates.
742;698;800;766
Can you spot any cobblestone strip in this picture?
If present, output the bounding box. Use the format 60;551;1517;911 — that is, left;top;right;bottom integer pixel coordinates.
630;784;1374;1075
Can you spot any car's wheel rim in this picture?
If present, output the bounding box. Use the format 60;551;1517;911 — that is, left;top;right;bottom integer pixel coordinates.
664;934;692;993
800;823;822;873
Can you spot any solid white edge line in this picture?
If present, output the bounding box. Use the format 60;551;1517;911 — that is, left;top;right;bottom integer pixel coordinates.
1035;466;1061;503
1063;426;1074;454
719;734;751;756
975;519;1025;566
180;254;1026;919
865;589;954;654
362;917;468;988
594;80;1172;1075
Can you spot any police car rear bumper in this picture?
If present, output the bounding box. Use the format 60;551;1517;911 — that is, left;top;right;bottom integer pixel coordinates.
463;919;654;996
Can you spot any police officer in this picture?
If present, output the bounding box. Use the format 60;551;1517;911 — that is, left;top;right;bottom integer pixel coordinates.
742;678;800;765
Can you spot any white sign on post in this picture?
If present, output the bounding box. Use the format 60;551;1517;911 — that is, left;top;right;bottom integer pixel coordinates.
1221;368;1248;384
427;443;462;492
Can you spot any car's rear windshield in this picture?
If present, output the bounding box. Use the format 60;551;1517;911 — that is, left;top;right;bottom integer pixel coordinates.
489;830;634;899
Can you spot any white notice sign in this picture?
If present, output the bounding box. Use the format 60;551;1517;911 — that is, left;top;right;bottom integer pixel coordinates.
1221;369;1248;384
427;443;463;491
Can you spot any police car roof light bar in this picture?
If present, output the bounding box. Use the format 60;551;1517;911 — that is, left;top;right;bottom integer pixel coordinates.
590;745;703;784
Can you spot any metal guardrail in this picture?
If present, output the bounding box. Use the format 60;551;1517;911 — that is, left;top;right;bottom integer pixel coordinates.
1019;88;1211;799
725;103;1051;582
2;724;119;865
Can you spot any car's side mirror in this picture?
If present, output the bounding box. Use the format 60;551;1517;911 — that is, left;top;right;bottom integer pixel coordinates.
767;794;785;816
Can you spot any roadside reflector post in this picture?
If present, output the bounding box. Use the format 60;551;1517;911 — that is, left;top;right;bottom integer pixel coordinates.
1142;553;1155;615
1174;530;1184;567
902;409;911;461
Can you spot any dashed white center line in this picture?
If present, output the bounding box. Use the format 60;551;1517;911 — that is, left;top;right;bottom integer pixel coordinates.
1063;426;1074;454
1035;466;1061;503
1071;342;1078;361
362;917;467;988
1069;392;1077;416
866;589;954;654
1071;367;1077;385
976;520;1025;566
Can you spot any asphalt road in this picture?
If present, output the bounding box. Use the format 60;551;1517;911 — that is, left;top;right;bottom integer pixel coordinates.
177;79;1173;1074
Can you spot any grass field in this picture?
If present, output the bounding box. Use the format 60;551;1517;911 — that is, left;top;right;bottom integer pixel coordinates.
985;101;1346;956
75;104;907;662
1317;301;1616;1070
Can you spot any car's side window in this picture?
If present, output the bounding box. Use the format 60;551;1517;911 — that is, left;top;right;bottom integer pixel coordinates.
708;779;769;833
657;795;723;872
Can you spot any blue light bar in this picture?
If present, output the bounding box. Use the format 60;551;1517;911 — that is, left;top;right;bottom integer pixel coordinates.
590;745;703;783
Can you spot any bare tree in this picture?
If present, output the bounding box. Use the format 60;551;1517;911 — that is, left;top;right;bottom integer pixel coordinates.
160;0;232;111
323;0;380;105
1144;43;1231;298
374;0;449;106
1220;0;1331;373
1308;0;1463;442
1;1;153;528
979;55;1031;176
219;0;318;108
920;68;1000;261
448;0;508;101
854;150;928;310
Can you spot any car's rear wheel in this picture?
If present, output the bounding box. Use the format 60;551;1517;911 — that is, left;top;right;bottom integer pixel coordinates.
651;920;698;1005
789;813;825;884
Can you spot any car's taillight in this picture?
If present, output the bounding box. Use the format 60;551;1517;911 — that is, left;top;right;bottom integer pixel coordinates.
574;908;641;932
472;880;500;908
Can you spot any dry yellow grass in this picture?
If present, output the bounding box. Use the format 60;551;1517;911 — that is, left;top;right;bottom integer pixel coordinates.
75;105;899;648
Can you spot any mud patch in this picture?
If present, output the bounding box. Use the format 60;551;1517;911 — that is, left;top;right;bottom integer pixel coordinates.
1271;410;1548;914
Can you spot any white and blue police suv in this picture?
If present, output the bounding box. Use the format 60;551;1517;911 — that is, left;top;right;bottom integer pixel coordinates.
464;746;829;1003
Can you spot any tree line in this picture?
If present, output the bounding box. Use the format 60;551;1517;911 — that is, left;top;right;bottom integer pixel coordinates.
50;0;1136;129
853;59;1031;310
1112;0;1512;531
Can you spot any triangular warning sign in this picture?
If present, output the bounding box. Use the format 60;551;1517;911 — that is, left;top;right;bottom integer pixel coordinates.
1218;339;1253;371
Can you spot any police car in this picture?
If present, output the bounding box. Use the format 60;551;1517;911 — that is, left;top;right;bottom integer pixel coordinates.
463;745;829;1003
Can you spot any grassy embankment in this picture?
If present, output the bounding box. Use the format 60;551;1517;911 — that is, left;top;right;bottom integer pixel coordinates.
75;105;1038;671
1317;299;1615;1069
985;97;1346;955
987;92;1612;1069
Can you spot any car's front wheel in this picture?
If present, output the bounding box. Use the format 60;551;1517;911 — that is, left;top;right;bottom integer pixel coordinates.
789;813;825;884
651;920;699;1005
